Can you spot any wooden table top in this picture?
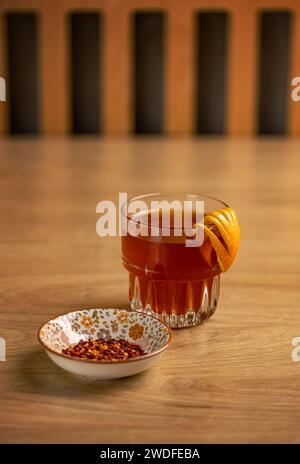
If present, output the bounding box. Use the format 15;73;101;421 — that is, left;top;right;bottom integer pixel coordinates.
0;137;300;444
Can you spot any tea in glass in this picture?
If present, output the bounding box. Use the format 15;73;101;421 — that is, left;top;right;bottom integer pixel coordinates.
121;194;239;328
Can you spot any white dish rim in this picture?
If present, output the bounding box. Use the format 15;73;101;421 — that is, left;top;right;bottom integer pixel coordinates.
38;308;172;365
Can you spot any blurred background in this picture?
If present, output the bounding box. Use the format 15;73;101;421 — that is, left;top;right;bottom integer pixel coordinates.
0;0;300;137
2;1;300;445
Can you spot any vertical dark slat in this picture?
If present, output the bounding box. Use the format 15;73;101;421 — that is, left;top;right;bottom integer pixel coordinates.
70;13;101;134
7;13;39;134
134;13;165;134
196;12;229;134
258;12;291;135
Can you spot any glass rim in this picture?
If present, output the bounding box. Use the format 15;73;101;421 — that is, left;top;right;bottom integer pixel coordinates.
121;192;229;229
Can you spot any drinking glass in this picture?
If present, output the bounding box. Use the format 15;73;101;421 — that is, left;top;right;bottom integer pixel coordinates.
121;193;230;328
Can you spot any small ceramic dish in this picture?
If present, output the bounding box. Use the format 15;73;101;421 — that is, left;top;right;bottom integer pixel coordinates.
38;308;172;379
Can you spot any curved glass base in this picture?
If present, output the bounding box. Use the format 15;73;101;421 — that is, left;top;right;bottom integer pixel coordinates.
129;274;220;328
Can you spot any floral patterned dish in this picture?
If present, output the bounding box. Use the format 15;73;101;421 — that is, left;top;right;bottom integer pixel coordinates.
38;308;172;379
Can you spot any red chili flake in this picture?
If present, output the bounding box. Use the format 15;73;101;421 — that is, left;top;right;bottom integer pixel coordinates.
62;338;146;361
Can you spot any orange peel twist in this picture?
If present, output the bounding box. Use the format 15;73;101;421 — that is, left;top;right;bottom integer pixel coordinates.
196;207;240;272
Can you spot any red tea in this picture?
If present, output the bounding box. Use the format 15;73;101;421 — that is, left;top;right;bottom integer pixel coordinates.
121;209;221;327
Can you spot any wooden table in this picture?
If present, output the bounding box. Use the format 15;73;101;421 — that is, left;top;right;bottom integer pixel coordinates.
0;137;300;444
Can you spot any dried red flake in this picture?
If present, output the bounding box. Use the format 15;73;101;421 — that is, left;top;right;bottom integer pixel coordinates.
62;338;146;361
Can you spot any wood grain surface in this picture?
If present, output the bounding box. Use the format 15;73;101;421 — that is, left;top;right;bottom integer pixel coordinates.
0;137;300;443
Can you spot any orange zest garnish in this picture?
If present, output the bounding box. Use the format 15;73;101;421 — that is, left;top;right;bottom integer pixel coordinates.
197;207;240;272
